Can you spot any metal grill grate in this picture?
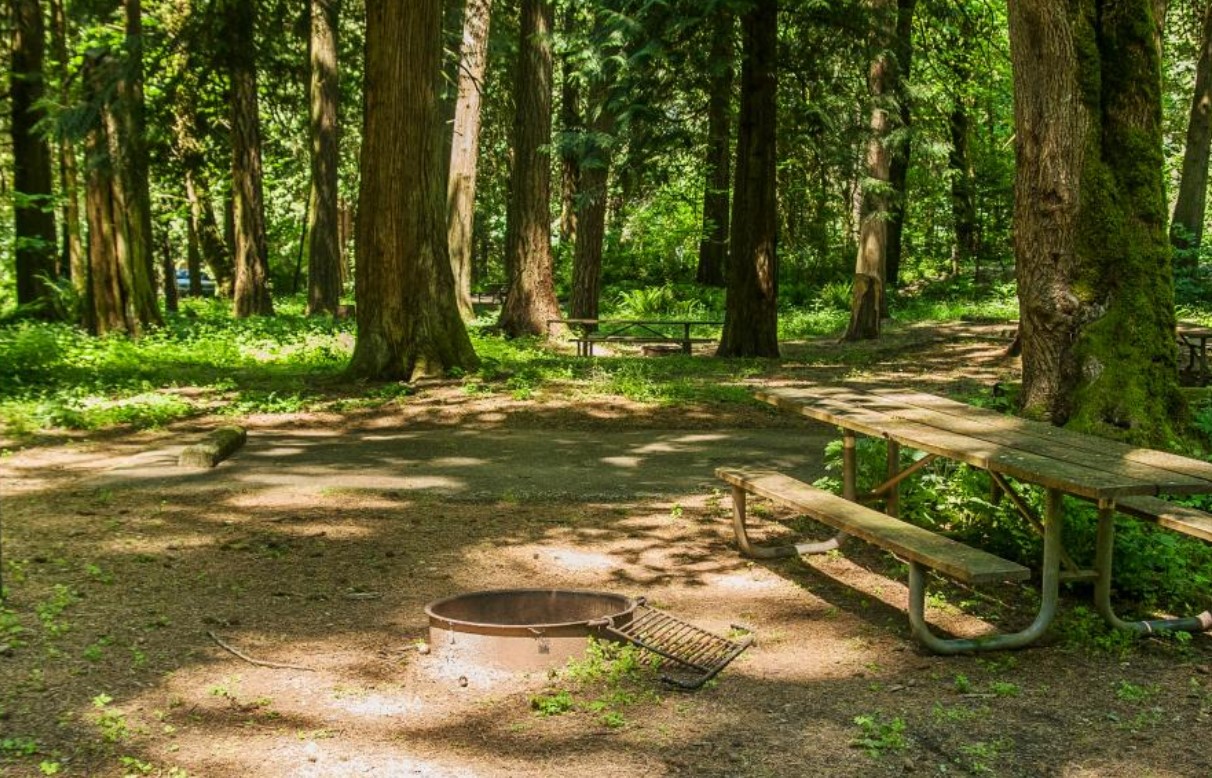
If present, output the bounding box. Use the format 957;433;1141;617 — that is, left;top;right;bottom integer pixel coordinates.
597;601;753;689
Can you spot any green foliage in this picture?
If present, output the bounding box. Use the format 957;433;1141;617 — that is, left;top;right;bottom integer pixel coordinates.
851;714;907;757
529;639;661;729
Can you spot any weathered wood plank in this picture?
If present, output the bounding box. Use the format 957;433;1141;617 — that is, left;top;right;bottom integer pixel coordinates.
179;426;247;468
867;387;1212;487
1116;496;1212;544
755;387;1159;499
716;467;1030;584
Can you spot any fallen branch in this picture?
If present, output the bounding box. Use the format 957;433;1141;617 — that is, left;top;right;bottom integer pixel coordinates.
207;631;314;671
180;426;247;468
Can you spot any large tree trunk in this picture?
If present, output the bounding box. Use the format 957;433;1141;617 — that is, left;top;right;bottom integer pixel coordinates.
845;0;897;341
224;0;274;317
110;0;161;329
717;0;779;358
1009;0;1180;443
1171;0;1212;262
306;0;342;316
49;0;84;301
883;0;917;290
83;52;127;335
447;0;493;321
499;0;563;337
696;7;734;288
349;0;478;380
10;0;60;317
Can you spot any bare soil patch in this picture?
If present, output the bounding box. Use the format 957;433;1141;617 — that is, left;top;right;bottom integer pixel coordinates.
2;323;1210;777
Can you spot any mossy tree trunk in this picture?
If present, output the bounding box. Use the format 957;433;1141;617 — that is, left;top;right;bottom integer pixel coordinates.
1170;0;1212;263
696;7;734;288
570;89;615;324
717;0;779;358
447;0;493;321
306;0;342;316
558;2;580;247
845;0;897;340
349;0;478;381
49;0;85;301
1009;0;1181;443
499;0;564;338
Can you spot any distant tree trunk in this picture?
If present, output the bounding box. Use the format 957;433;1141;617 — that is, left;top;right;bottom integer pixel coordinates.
49;0;84;300
558;2;580;245
1171;0;1212;263
884;0;917;290
696;8;734;288
11;0;60;317
111;0;161;328
499;0;564;337
224;0;274;317
183;167;233;294
948;98;979;277
845;0;897;341
717;0;778;358
570;98;614;323
162;230;178;313
184;190;203;296
1009;0;1180;442
447;0;493;321
306;0;342;316
349;0;478;380
1155;0;1169;57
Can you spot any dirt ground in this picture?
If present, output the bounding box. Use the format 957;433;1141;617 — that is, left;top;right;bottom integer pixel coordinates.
2;322;1211;777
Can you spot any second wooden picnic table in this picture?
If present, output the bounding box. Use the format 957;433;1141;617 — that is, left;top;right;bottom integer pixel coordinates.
755;383;1212;652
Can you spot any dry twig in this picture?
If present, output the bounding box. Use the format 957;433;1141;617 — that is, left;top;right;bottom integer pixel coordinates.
207;631;315;671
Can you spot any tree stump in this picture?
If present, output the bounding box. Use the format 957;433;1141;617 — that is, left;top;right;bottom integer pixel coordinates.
179;426;247;468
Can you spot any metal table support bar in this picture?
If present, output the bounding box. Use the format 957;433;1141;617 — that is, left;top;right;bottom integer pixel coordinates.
1093;501;1212;635
907;488;1063;653
729;485;845;558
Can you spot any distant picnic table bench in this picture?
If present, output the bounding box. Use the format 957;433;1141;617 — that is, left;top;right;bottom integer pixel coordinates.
547;318;722;357
1178;322;1212;383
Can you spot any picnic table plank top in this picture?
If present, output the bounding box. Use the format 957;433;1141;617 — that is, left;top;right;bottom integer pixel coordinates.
1178;322;1212;337
756;385;1212;499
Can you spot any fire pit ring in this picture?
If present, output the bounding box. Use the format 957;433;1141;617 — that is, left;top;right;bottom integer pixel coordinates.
424;588;637;672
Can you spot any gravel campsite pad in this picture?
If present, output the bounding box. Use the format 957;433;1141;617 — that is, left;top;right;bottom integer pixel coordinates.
2;324;1211;777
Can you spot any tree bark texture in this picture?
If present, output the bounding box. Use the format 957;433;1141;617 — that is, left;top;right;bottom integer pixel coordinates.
883;0;917;290
1170;0;1212;260
696;7;734;288
1009;0;1181;442
845;0;897;341
349;0;478;380
112;0;161;329
49;0;84;299
224;0;274;317
558;2;580;246
11;0;60;316
717;0;779;358
447;0;493;321
306;0;343;316
948;99;979;276
570;95;615;323
499;0;564;337
83;53;127;335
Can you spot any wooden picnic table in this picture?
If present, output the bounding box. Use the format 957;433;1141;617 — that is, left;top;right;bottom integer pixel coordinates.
755;383;1212;652
1178;322;1212;383
547;318;722;356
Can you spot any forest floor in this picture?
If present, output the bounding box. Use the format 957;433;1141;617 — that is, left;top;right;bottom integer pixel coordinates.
3;321;1212;777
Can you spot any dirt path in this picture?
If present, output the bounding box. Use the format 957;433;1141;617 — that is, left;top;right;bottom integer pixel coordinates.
2;324;1211;777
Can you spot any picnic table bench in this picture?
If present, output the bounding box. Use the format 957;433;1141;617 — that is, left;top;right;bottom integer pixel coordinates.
721;383;1212;654
547;318;722;357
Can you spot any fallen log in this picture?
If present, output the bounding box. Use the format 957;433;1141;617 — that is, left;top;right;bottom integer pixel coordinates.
179;425;247;468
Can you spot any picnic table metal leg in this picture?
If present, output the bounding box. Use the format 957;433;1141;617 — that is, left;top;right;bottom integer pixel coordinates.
1093;501;1212;634
728;485;844;558
907;487;1063;653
